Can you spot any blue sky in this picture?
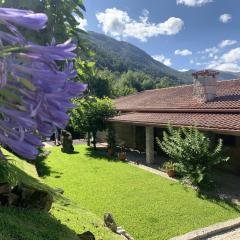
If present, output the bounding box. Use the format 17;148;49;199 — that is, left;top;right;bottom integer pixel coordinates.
80;0;240;72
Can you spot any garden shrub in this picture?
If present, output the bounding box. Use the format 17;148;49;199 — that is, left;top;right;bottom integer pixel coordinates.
156;125;229;188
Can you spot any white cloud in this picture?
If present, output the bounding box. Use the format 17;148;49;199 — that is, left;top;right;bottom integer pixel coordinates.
201;47;218;54
219;14;232;23
73;14;88;30
78;18;87;30
219;39;237;48
222;47;240;63
174;49;192;56
209;63;240;72
205;47;240;72
179;68;189;72
176;0;213;7
152;54;172;66
197;40;237;66
198;46;219;58
96;8;184;42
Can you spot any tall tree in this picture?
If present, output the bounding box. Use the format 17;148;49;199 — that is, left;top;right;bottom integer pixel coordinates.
69;97;117;149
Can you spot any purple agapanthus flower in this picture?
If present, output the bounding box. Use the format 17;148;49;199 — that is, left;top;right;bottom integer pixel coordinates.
0;8;47;30
0;8;86;159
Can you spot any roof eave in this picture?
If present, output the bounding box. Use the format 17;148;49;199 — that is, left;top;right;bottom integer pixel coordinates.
108;119;240;136
116;108;240;114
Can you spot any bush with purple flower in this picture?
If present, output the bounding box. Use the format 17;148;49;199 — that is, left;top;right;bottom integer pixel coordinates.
0;8;86;160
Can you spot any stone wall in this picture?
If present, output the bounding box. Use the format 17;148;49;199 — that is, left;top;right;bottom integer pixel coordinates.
113;122;136;148
96;123;137;148
96;130;107;143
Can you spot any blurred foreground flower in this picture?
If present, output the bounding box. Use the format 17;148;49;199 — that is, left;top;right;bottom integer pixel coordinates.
0;8;86;159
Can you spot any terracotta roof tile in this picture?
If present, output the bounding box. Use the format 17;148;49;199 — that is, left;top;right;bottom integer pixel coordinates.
114;79;240;111
112;79;240;132
110;112;240;132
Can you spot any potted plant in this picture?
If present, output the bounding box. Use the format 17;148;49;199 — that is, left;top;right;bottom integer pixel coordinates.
118;145;127;161
162;161;176;177
106;126;116;156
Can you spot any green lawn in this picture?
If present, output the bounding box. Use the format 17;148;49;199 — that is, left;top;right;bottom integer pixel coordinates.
0;149;122;240
40;145;240;240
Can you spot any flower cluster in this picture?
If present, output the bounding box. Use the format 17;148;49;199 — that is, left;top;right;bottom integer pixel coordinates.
0;8;86;159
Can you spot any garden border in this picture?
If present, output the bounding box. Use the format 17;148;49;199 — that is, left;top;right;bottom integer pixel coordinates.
170;217;240;240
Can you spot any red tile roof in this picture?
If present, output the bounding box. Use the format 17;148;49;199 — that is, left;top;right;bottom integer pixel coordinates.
114;79;240;111
110;112;240;133
111;79;240;132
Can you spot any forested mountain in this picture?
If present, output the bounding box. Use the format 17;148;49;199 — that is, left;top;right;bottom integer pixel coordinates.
80;31;192;84
217;71;240;80
79;31;240;98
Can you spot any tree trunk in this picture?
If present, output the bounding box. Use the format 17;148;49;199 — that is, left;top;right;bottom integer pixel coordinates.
87;132;91;146
92;131;96;150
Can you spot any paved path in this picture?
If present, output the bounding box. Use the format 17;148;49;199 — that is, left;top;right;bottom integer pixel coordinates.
208;227;240;240
43;139;86;147
128;161;178;181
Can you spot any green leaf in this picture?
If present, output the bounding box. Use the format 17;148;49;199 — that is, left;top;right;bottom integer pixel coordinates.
20;78;36;91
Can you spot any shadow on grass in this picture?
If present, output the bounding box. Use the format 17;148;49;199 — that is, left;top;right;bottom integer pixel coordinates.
194;171;240;213
35;149;53;178
0;156;80;240
0;205;79;240
85;147;126;163
196;189;240;213
150;169;240;214
61;151;80;155
4;154;55;196
34;149;63;178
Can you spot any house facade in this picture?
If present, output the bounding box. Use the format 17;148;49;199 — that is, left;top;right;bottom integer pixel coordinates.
108;70;240;174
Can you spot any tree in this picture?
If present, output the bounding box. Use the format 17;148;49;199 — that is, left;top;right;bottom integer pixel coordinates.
156;76;175;89
69;97;117;149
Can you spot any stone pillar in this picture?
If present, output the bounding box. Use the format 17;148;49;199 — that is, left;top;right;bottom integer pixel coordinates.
146;126;154;164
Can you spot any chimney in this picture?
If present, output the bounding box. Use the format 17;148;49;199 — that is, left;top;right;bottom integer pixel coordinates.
192;70;219;103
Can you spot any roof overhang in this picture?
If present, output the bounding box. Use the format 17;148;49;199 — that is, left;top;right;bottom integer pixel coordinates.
116;108;240;114
109;112;240;136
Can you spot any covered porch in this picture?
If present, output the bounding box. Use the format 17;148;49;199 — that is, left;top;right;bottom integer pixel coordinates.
109;119;240;175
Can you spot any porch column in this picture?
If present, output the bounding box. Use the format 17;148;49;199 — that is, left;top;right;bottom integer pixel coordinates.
146;126;155;164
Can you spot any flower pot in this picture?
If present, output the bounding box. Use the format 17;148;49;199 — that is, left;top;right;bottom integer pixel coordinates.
166;170;175;178
118;152;126;161
107;148;114;156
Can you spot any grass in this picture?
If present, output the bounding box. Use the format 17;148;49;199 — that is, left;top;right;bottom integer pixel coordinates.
0;149;122;240
39;145;240;240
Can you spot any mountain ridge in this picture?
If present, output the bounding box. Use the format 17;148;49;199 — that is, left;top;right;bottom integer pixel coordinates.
80;31;193;83
81;31;239;83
